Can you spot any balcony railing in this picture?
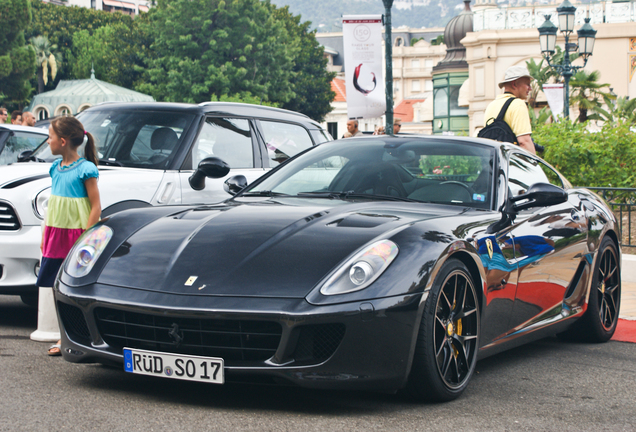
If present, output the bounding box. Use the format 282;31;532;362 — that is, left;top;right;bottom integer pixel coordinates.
586;187;636;249
474;2;635;32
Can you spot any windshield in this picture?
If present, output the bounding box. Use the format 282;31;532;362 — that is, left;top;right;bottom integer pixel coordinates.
0;130;47;165
245;138;495;209
31;108;197;169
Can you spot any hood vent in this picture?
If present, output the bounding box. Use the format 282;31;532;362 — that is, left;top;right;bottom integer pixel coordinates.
328;213;399;228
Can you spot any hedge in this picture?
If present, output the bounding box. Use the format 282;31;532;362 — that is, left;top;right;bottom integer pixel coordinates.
533;120;636;188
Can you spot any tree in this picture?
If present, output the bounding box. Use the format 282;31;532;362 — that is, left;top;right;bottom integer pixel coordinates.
569;70;613;123
273;6;335;122
0;0;36;107
137;0;299;105
526;57;558;109
72;22;147;89
29;35;60;94
430;35;445;46
28;1;135;86
593;95;636;125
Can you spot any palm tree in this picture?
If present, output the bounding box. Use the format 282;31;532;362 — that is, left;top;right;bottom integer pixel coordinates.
29;36;61;94
526;58;557;109
569;70;614;123
594;95;636;124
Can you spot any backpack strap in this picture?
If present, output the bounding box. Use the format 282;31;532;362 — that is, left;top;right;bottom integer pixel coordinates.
496;97;516;122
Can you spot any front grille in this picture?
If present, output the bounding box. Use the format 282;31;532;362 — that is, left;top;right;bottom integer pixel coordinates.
58;302;91;342
0;202;20;231
293;324;346;363
94;308;282;363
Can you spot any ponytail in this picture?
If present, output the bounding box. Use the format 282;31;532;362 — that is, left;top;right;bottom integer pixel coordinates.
84;132;98;167
51;117;99;167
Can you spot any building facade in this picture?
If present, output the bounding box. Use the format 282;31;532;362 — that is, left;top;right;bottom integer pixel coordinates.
43;0;149;16
319;1;636;138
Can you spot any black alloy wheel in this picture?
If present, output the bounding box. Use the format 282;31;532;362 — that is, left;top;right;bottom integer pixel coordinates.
408;259;480;402
562;236;621;342
596;241;621;332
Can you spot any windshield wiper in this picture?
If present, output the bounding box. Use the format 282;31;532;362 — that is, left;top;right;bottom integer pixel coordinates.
240;190;291;197
298;191;419;203
98;159;123;167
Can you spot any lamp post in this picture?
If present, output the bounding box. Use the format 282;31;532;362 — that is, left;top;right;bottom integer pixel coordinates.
537;0;597;119
382;0;394;136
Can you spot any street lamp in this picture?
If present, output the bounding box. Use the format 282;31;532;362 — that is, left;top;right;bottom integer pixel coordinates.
537;0;597;119
382;0;394;136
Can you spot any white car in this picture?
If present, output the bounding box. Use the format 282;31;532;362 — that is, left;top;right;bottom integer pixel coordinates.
0;102;331;305
0;124;49;165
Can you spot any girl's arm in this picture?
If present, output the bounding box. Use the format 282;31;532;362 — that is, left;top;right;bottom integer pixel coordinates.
85;177;102;229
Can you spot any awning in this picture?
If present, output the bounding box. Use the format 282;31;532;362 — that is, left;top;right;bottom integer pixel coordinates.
102;0;135;9
458;79;470;107
139;5;149;11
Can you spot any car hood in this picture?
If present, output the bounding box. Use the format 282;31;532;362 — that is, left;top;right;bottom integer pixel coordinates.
0;162;53;188
98;198;463;298
0;162;164;211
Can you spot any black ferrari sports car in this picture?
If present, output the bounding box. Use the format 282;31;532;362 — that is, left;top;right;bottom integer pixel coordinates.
54;135;621;402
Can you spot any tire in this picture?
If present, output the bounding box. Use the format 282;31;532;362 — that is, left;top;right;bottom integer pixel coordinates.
20;294;38;308
563;236;621;342
407;258;480;402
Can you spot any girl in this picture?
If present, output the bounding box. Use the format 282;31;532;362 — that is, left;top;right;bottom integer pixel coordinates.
37;117;101;356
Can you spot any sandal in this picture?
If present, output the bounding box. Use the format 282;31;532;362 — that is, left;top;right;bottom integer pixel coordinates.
48;343;62;356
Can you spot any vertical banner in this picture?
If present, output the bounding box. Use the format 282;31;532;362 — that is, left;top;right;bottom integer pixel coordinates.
342;15;386;119
543;83;564;120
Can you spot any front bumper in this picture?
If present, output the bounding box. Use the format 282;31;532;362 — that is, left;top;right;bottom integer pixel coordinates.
54;280;425;393
0;225;41;294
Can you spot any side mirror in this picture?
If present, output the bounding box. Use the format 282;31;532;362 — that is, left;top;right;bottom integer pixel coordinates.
188;157;230;191
223;175;247;196
510;182;567;212
17;150;33;162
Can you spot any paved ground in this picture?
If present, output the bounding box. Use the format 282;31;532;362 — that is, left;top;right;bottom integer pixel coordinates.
620;254;636;320
0;255;635;430
1;293;635;432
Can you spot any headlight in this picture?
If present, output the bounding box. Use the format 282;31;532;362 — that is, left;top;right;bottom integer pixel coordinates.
33;187;51;219
320;240;398;296
65;225;113;278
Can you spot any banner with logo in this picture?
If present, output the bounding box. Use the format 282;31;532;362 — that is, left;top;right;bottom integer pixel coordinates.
342;15;386;119
543;83;564;120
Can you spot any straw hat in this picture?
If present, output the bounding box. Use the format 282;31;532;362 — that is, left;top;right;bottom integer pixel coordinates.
498;65;533;88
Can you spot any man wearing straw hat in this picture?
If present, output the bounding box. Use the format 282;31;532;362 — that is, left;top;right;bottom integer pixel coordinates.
483;65;536;155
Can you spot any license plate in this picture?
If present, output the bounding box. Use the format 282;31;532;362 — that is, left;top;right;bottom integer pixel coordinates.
123;348;224;384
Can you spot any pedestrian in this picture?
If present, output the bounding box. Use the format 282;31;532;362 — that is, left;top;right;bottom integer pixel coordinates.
0;107;7;123
481;65;536;154
38;117;101;356
11;110;22;125
393;118;402;135
343;131;353;138
21;111;36;127
373;126;385;135
344;119;364;138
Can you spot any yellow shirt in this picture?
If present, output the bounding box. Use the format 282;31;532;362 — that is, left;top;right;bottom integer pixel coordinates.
483;94;532;138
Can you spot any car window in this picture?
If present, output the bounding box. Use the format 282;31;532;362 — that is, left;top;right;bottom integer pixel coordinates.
192;118;253;169
508;153;563;197
31;109;196;169
0;131;47;165
248;139;494;209
259;120;313;166
272;155;350;195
